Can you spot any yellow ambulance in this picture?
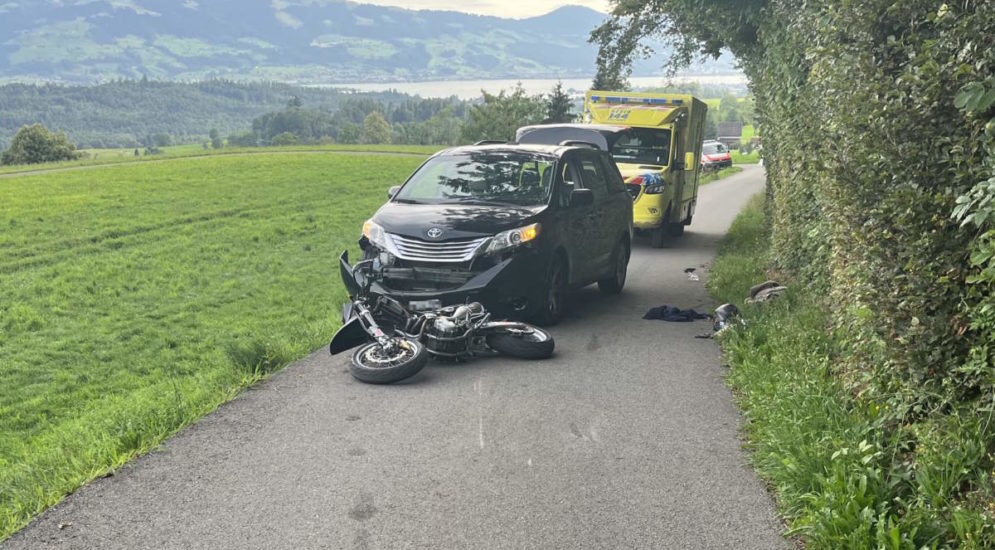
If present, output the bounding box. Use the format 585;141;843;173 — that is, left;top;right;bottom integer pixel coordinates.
583;91;707;247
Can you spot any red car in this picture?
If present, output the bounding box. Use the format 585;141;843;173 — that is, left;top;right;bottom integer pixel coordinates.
701;140;732;171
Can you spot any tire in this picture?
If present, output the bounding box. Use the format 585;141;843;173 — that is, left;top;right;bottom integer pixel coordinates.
650;226;667;248
598;238;629;294
651;208;672;248
667;222;686;237
533;256;566;326
486;326;555;359
349;339;428;384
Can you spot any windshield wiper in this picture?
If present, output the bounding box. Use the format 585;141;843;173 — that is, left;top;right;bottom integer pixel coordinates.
450;198;521;207
392;198;423;204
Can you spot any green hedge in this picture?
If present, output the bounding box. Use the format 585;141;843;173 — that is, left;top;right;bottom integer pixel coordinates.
596;0;995;544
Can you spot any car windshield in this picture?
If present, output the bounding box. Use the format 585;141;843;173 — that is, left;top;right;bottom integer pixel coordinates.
703;142;727;155
394;151;557;206
611;128;672;166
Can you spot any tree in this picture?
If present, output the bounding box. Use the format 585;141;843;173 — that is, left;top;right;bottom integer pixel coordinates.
153;133;171;147
546;82;575;123
703;111;719;141
338;122;361;144
271;132;298;146
287;96;303;108
461;84;547;143
252;106;335;144
588;1;763;83
424;107;462;145
362;111;392;144
0;124;82;166
717;93;744;123
209;128;223;149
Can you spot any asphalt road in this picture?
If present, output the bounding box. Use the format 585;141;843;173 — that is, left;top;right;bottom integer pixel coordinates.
4;164;788;549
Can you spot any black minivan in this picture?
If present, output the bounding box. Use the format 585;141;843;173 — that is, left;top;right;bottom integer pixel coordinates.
358;142;633;325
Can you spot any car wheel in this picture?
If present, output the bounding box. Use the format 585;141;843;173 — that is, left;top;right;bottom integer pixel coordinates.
651;208;670;248
667;222;686;237
598;238;629;294
534;256;566;326
650;226;667;248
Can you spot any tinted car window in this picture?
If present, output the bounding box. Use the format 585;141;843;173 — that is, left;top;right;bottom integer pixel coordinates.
558;158;582;208
579;158;608;200
611;128;672;166
397;151;557;206
599;154;626;193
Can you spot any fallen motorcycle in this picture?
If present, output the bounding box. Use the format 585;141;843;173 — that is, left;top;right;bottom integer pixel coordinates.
329;251;555;384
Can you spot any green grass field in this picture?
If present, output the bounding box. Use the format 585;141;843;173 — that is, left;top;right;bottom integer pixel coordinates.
0;143;442;176
0;151;428;540
731;150;761;164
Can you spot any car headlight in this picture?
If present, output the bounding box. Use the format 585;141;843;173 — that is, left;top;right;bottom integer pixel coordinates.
485;223;541;255
628;172;665;195
362;219;389;249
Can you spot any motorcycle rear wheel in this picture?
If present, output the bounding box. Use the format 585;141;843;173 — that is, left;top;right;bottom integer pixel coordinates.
350;339;428;384
486;327;555;359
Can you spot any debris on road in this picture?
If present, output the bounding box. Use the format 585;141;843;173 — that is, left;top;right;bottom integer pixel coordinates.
643;305;711;322
747;281;787;304
713;303;743;334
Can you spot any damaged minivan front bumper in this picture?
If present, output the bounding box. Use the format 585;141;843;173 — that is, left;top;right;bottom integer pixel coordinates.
357;234;547;318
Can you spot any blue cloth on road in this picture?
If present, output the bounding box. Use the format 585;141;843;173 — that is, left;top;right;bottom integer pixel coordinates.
643;305;710;322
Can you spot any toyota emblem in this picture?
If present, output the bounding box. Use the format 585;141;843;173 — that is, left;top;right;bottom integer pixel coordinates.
426;227;444;239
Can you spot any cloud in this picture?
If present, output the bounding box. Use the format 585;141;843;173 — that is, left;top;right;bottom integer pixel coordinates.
274;10;302;28
72;0;161;16
183;0;198;9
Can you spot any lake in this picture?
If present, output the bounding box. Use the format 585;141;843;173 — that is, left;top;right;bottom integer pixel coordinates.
320;74;748;100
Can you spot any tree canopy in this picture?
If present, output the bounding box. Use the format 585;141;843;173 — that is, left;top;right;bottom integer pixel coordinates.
1;124;82;166
461;84;548;143
545;82;575;123
362;112;392;144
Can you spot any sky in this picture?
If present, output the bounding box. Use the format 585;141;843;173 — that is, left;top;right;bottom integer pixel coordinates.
353;0;611;18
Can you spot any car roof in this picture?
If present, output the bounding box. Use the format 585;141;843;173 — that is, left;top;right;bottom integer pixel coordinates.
514;123;635;151
517;123;632;136
431;142;600;159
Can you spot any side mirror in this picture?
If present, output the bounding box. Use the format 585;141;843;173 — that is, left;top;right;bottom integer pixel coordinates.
570;188;594;207
388;185;401;199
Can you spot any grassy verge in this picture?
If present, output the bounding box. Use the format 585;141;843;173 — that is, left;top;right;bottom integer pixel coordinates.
700;165;743;185
0;143;443;176
0;152;427;540
709;196;995;548
730;150;761;164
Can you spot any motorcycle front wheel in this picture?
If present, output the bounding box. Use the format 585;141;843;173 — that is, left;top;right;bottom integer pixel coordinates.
350;339;428;384
486;326;555;359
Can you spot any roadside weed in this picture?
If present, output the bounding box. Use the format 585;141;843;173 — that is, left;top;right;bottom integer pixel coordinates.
710;196;995;548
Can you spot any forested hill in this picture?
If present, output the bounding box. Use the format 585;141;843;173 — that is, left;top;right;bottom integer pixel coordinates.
0;1;735;85
0;80;442;148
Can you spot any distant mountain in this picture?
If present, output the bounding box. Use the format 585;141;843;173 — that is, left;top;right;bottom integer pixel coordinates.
0;1;736;84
